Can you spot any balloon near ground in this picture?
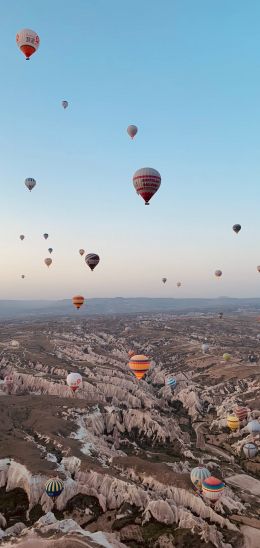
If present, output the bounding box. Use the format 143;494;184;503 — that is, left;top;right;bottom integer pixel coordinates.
190;466;211;491
247;420;260;435
202;477;225;502
67;372;82;392
85;253;100;271
227;414;240;431
243;443;258;459
128;354;151;380
166;377;177;389
72;295;84;310
45;478;64;499
25;178;36;191
127;125;138;139
202;343;209;353
234;406;248;422
133;167;161;205
16;29;40;60
223;353;231;362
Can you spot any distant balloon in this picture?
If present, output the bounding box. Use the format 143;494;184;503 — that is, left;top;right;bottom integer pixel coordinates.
128;354;151;380
48;248;53;254
162;278;167;284
215;270;222;278
247;420;260;435
21;275;25;279
43;234;49;240
190;466;211;491
25;178;36;191
44;258;52;268
67;372;82;392
127;125;138;139
257;266;260;273
72;295;84;310
218;312;223;319
20;235;25;241
234;406;248;422
202;343;209;354
16;29;40;60
166;377;177;390
176;282;182;288
133;167;161;205
62;100;68;109
85;253;100;271
45;478;64;500
202;476;225;502
79;249;85;256
243;443;258;459
227;414;240;431
223;353;231;362
233;224;241;234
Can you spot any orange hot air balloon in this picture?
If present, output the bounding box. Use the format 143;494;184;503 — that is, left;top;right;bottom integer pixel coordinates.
128;354;151;380
72;295;84;310
16;29;40;60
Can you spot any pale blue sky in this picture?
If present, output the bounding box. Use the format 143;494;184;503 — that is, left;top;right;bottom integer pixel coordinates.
1;0;260;299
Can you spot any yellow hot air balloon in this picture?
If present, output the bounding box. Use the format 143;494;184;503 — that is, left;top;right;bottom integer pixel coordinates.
223;353;231;362
72;295;84;310
227;414;240;431
128;354;151;380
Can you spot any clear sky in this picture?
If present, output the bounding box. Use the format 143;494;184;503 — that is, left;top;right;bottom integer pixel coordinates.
1;0;260;299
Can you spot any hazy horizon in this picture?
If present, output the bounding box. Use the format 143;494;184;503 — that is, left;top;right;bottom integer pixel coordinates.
1;1;260;300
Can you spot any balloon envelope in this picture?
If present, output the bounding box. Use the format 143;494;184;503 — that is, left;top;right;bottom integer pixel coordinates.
243;443;258;458
257;266;260;273
166;377;176;389
48;248;53;254
233;224;241;234
202;476;225;502
247;420;260;434
215;270;222;278
16;29;40;59
162;278;167;284
79;249;85;256
223;353;231;362
202;343;209;353
67;372;82;392
127;125;138;139
128;354;151;380
43;233;49;240
20;235;25;240
72;295;84;310
190;466;211;490
25;178;36;191
45;478;64;499
44;258;52;267
234;406;248;422
85;253;100;271
133;167;161;205
62;100;68;109
227;414;240;431
177;282;181;287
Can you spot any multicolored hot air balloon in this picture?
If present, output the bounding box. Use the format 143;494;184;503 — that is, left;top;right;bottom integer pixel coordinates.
25;178;36;191
45;478;64;501
20;235;25;241
62;100;68;109
234;406;248;422
16;29;40;60
43;233;49;240
72;295;84;310
247;420;260;435
166;377;177;390
223;353;231;362
202;476;225;502
133;167;161;205
190;466;211;491
48;248;53;254
243;443;258;459
176;282;182;288
127;125;138;139
233;224;241;234
227;414;240;431
44;258;52;268
215;270;222;278
85;253;100;271
79;249;85;256
162;277;167;284
66;372;82;392
128;354;151;380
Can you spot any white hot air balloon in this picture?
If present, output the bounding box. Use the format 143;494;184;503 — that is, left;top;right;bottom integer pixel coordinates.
16;29;40;60
133;167;161;205
66;372;82;393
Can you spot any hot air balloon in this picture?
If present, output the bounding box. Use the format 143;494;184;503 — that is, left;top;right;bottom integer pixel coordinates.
45;478;64;502
48;248;53;254
162;278;167;284
67;372;82;392
127;125;138;139
4;375;14;393
233;224;241;234
133;167;161;205
25;178;36;191
43;233;49;240
223;353;231;362
72;295;84;310
202;343;209;354
215;270;222;278
202;476;225;502
247;420;260;435
79;249;85;256
85;253;100;271
227;414;240;431
16;29;40;60
234;406;248;422
257;266;260;273
62;100;68;109
176;282;182;288
128;354;151;380
21;275;25;279
166;377;177;390
44;258;52;268
218;312;223;319
190;466;211;491
243;443;258;459
20;235;25;241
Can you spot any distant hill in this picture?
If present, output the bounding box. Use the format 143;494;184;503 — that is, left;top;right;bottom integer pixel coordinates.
0;297;260;319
